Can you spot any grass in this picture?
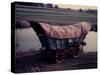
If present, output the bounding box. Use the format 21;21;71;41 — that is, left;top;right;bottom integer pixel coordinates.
15;5;97;25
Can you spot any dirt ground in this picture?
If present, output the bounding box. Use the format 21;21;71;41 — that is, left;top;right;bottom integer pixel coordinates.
15;51;97;73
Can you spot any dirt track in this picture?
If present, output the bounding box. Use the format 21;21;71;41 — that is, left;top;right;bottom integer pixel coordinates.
15;51;97;73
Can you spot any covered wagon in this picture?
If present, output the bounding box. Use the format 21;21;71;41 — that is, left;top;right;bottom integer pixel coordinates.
30;21;92;63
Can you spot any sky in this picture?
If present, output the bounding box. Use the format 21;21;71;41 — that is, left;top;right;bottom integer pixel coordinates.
57;4;97;10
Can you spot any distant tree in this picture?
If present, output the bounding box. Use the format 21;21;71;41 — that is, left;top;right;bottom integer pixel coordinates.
79;9;83;12
45;4;53;8
37;3;45;7
66;8;72;11
54;5;59;8
85;9;97;14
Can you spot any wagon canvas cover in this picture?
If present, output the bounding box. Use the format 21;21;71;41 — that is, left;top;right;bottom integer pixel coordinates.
39;22;92;39
11;2;97;73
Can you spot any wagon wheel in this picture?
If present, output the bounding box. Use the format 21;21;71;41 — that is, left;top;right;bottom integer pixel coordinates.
72;45;83;58
55;49;66;63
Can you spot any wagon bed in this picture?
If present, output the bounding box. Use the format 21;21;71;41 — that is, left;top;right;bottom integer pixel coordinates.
38;29;86;63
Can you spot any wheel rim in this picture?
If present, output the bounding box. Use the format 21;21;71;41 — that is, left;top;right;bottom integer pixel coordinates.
55;49;65;63
73;45;83;57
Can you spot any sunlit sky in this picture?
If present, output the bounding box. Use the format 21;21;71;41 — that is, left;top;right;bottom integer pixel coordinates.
57;4;97;10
